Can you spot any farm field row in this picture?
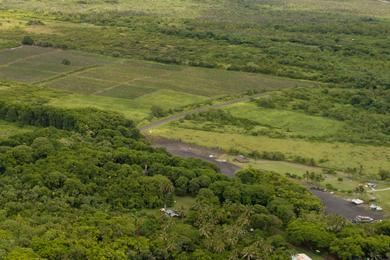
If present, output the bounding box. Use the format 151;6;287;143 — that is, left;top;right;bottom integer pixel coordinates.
0;46;312;122
2;0;390;88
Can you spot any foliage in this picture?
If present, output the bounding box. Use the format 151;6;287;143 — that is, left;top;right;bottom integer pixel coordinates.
21;36;34;45
0;98;386;258
255;87;390;145
2;0;390;88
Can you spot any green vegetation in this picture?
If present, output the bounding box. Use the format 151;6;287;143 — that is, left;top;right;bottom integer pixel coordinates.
0;0;390;258
1;0;390;88
0;46;307;123
0;120;35;140
152;126;390;176
2;85;387;259
152;84;390;212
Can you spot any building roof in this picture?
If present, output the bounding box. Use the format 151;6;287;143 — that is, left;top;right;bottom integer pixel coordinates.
352;199;364;205
292;253;312;260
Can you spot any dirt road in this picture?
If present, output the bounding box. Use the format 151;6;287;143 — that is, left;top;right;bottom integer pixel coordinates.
148;136;240;176
140;93;264;132
148;136;383;220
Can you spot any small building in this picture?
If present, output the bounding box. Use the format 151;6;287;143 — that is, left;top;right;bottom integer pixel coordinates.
234;155;249;163
351;199;364;205
292;253;312;260
160;208;180;217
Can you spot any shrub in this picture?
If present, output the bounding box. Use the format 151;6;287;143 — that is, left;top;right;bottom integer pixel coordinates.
62;59;71;66
21;36;34;45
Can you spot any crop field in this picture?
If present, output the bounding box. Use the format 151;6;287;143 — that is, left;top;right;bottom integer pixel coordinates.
1;0;389;88
0;45;310;122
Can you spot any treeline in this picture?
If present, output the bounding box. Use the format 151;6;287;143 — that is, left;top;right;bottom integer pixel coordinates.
0;101;138;136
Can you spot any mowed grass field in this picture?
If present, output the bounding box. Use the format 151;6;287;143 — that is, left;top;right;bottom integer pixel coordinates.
226;102;346;138
0;46;312;122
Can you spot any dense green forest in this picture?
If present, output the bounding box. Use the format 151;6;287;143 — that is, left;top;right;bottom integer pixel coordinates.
0;92;388;259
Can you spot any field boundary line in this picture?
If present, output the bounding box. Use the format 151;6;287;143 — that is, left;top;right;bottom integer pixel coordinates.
34;65;102;85
92;71;173;95
0;48;61;68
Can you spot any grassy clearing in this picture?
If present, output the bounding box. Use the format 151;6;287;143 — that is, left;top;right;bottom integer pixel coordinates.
374;190;390;212
151;126;390;176
48;94;150;122
133;89;208;110
174;196;196;213
140;196;196;215
225;102;346;138
0;120;36;140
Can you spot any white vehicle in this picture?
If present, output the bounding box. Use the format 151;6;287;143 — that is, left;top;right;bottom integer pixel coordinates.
292;253;312;260
370;204;383;211
351;199;364;205
354;215;374;223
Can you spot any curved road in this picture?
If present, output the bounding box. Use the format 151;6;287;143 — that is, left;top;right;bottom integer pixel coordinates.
140;93;265;132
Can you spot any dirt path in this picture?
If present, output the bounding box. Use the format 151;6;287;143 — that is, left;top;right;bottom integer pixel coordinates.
147;136;383;220
140;93;265;132
373;187;390;192
148;136;240;176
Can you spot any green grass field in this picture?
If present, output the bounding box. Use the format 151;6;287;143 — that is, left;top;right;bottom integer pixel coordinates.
151;126;390;177
224;102;346;138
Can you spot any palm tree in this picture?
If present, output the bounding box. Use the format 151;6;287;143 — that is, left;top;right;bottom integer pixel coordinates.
241;240;273;260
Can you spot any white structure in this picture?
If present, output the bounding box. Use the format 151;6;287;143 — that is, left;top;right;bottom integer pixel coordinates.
370;204;383;211
354;215;374;223
292;253;312;260
160;208;180;217
351;199;364;205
